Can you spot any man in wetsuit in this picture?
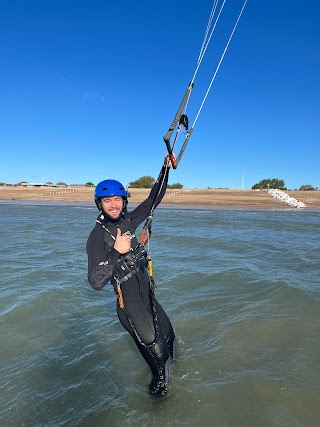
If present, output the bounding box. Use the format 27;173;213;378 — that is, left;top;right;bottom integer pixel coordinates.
86;155;179;396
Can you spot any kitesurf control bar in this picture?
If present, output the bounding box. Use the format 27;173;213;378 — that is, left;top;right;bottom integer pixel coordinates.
163;82;194;169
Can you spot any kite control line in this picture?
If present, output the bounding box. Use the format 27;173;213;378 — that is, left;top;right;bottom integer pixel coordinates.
163;0;248;168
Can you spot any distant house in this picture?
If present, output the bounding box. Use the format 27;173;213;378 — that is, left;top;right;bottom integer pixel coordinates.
14;182;61;188
14;181;29;187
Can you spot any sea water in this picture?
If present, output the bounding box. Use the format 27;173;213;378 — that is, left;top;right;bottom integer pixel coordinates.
0;202;319;427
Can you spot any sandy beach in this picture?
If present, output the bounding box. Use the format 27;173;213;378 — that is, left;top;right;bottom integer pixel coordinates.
1;186;320;209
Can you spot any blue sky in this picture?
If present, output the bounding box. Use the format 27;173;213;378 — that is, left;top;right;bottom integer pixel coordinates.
1;0;319;190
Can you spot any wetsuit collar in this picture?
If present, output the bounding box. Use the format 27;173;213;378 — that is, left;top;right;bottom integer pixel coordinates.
98;212;125;225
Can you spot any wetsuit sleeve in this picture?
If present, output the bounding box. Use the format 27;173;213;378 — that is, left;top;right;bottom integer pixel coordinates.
128;165;169;229
86;225;121;290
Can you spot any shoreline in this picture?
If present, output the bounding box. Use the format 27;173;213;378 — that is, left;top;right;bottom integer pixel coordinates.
1;187;320;209
1;200;320;213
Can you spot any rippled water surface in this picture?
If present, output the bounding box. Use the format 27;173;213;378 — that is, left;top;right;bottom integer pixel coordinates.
0;202;319;427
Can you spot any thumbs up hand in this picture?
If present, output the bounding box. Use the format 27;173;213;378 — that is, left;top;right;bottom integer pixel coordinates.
114;228;131;254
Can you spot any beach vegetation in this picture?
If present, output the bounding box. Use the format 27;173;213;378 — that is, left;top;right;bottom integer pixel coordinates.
129;176;155;188
129;176;184;189
168;183;183;189
299;184;317;191
252;178;286;190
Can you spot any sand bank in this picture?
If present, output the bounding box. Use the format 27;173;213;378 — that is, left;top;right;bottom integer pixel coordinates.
1;187;320;209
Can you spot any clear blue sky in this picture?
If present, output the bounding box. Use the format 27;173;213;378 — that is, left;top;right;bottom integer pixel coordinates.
1;0;319;190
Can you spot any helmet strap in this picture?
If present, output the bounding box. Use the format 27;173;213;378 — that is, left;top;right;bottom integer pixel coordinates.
96;199;102;211
122;197;128;213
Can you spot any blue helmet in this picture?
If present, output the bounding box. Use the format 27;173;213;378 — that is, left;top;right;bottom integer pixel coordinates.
94;179;127;201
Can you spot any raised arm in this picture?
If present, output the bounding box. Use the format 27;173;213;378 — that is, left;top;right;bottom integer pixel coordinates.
128;154;175;229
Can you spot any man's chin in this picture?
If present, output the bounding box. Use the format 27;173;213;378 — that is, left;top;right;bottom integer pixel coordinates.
104;211;121;221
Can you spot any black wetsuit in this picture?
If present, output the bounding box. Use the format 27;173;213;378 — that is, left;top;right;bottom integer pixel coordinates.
86;165;178;395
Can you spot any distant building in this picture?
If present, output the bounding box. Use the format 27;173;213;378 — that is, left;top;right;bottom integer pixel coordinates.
14;182;61;188
14;181;29;187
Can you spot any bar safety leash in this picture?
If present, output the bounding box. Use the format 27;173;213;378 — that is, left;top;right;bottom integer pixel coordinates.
138;160;171;287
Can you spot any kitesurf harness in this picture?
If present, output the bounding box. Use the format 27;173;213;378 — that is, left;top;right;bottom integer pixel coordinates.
164;0;248;169
96;216;149;308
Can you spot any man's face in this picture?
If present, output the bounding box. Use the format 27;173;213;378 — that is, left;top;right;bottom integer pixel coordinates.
101;196;124;220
